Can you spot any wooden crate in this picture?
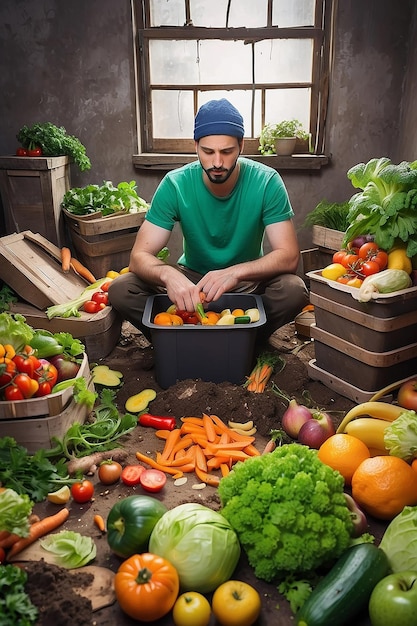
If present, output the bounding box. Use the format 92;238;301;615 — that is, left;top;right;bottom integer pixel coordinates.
64;209;147;277
0;156;71;247
312;225;344;251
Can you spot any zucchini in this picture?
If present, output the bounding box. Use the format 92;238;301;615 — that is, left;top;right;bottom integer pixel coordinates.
295;543;390;626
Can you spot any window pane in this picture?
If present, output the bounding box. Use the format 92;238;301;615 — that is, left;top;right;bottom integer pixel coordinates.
256;39;313;83
151;0;185;26
272;0;315;27
190;0;268;27
264;88;311;130
196;90;262;137
150;40;253;85
152;90;195;138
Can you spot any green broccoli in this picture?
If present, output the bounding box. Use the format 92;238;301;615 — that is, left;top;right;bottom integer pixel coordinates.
218;443;355;582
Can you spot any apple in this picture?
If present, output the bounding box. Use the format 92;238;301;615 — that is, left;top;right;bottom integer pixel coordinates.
211;580;261;626
297;410;336;448
397;379;417;411
369;571;417;626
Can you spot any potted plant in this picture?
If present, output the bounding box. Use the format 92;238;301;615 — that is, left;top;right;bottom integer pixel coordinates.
258;119;309;156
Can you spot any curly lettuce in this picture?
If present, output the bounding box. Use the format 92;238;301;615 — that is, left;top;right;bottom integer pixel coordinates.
0;488;33;536
384;410;417;461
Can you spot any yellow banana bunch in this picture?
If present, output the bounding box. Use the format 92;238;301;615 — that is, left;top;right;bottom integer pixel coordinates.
336;401;406;456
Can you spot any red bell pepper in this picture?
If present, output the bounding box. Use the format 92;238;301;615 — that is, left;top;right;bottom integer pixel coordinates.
138;413;176;430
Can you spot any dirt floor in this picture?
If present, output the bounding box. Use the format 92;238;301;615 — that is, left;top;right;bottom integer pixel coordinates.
20;321;388;626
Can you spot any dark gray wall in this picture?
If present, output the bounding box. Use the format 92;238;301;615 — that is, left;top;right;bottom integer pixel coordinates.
1;0;416;256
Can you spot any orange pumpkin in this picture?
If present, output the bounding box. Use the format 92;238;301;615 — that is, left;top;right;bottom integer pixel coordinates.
114;552;179;622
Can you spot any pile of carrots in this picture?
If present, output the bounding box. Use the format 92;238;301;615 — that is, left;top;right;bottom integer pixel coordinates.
136;413;261;487
0;507;69;561
245;353;282;393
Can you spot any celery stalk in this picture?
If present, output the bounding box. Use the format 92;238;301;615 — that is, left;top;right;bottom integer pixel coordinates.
46;278;111;319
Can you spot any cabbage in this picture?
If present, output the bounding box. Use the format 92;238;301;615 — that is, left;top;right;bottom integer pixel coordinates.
40;530;96;568
0;489;33;536
384;410;417;461
149;502;240;593
379;506;417;572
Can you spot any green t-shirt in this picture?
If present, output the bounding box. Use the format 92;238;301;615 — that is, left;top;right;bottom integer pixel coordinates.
145;157;294;275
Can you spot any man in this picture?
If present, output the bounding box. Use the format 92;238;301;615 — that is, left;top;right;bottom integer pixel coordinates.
108;98;309;342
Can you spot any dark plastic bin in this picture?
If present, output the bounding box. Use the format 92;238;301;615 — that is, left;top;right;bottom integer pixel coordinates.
143;293;266;389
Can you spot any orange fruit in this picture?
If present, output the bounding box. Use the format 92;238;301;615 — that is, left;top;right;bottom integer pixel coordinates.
412;458;417;474
317;433;370;485
205;310;221;323
232;308;245;317
153;312;173;326
351;455;417;520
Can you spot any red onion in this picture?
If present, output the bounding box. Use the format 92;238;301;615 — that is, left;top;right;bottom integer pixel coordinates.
281;399;313;439
297;410;336;449
344;493;368;537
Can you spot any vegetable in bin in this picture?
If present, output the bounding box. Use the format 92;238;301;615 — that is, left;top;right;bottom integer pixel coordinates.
108;98;309;343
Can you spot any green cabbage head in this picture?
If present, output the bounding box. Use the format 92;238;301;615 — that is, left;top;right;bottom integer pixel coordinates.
149;502;240;593
379;505;417;572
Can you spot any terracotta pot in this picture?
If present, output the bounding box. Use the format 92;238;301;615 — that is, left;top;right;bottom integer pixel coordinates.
275;137;297;155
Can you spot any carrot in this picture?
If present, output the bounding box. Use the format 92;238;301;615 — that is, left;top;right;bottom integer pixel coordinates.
194;445;208;472
202;413;217;442
61;247;71;273
6;507;70;560
159;428;182;461
70;257;97;284
243;443;261;457
210;449;250;462
220;463;230;477
156;452;194;467
94;514;106;533
135;451;184;476
207;456;230;469
245;353;281;393
0;532;20;549
194;466;220;487
155;430;171;440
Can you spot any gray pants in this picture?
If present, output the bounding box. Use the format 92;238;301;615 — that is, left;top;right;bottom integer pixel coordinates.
108;266;309;342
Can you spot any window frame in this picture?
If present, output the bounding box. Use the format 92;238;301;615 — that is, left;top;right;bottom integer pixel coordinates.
132;0;333;170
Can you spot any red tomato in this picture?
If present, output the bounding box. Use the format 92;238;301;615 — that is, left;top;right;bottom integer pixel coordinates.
91;291;109;306
16;147;28;156
0;546;5;563
27;146;42;157
83;300;100;314
34;359;58;387
139;468;167;492
35;381;53;397
332;250;348;265
100;281;112;293
374;250;388;270
358;242;379;259
71;479;94;503
341;252;360;269
121;464;146;486
13;373;38;399
361;260;381;276
13;354;40;378
4;384;24;401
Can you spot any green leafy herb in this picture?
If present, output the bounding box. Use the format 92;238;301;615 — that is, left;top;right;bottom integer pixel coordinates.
62;180;149;216
0;564;38;625
16;122;91;171
48;388;137;459
278;575;316;614
342;157;417;256
0;437;69;502
303;199;350;232
52;331;85;357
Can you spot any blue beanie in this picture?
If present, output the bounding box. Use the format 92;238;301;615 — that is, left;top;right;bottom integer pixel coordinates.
194;99;244;140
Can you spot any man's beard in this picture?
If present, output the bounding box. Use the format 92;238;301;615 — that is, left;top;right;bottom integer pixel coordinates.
201;156;239;185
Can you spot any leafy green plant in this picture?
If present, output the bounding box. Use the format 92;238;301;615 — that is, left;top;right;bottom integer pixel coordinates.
258;119;309;155
16;122;91;171
302;199;351;232
0;564;39;625
62;180;149;216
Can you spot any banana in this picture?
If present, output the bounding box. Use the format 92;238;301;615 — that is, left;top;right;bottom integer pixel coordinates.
344;418;391;453
230;427;257;436
228;420;254;431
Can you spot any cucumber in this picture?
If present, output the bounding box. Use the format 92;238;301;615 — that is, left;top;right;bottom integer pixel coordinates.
295;543;390;626
233;315;251;324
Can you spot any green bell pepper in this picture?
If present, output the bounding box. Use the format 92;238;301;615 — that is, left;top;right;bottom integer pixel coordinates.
30;330;64;358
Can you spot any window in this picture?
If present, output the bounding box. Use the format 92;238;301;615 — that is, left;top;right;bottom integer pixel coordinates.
133;0;333;162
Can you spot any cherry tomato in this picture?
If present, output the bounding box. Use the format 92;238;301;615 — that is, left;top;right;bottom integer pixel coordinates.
139;468;167;492
332;250;348;265
100;281;112;293
4;384;24;401
98;460;123;485
374;249;388;270
341;252;360;269
91;291;109;306
83;300;100;314
0;546;5;564
35;381;53;397
71;480;94;503
361;260;381;276
34;359;58;388
27;146;43;157
358;241;379;259
0;360;17;386
16;147;28;156
120;464;146;486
